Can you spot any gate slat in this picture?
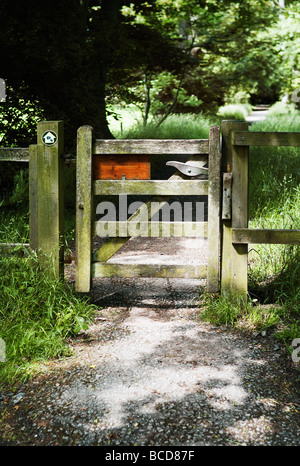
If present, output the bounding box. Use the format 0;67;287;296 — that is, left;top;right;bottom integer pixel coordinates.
93;179;208;196
93;221;208;239
93;139;209;155
207;125;221;292
92;263;207;279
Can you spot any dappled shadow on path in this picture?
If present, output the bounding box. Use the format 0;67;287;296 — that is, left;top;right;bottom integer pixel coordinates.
16;304;299;446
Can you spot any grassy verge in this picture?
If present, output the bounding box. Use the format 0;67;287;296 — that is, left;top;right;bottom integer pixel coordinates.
0;251;96;388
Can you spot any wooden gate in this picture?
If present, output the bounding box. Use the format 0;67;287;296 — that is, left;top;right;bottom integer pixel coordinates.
75;125;221;293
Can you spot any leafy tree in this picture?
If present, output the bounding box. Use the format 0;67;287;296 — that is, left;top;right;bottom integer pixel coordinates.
0;0;299;148
0;0;188;146
0;0;124;146
107;0;284;120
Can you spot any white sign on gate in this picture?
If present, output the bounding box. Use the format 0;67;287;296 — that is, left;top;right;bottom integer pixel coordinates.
42;130;58;146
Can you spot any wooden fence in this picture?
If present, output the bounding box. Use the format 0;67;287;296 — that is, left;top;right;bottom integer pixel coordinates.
0;146;30;256
0;121;64;277
220;120;300;301
1;119;299;301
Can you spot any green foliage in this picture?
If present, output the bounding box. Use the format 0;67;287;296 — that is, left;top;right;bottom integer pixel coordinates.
248;104;300;220
129;71;202;125
0;252;96;387
1;0;299;145
114;112;215;139
199;292;281;331
267;2;300;101
0;210;29;245
107;0;284;123
0;89;44;147
217;104;252;121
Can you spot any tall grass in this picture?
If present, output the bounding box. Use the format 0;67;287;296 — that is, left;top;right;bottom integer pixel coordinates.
244;107;300;343
111;113;217;140
248;109;300;282
0;252;96;387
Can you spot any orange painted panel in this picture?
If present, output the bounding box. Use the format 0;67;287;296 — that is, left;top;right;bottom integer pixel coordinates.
93;154;150;180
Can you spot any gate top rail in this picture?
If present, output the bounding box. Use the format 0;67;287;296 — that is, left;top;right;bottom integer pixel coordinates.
93;139;209;155
232;131;300;147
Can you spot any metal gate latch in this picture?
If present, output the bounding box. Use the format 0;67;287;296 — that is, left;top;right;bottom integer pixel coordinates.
166;161;208;176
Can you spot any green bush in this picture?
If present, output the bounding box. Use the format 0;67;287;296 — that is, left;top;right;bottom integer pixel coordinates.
217;103;252;121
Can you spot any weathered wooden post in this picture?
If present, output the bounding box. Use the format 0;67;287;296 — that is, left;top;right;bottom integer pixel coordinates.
29;121;64;278
207;125;221;292
220;120;249;301
75;125;93;292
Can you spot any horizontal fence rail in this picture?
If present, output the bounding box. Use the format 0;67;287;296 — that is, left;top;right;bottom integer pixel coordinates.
93;179;208;196
93;139;209;155
232;131;300;147
92;263;207;279
232;228;300;245
0;243;30;257
0;148;30;162
93;221;208;238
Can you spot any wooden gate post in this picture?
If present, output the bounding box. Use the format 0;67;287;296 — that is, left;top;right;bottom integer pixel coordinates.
220;120;249;301
207;125;221;292
29;121;64;278
75;125;93;292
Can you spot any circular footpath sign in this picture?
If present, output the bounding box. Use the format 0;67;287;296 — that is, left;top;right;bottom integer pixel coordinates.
42;130;58;146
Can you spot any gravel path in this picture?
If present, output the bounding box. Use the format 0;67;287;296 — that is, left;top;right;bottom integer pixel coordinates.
0;267;299;447
1;234;299;447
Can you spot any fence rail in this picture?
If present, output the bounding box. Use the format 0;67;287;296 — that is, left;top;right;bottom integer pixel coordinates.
0;148;29;162
232;228;300;245
93;179;208;196
232;131;300;147
93;139;209;155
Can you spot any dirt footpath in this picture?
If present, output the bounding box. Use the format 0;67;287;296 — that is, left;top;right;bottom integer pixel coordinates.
0;237;299;447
